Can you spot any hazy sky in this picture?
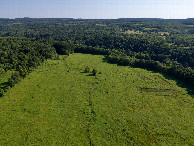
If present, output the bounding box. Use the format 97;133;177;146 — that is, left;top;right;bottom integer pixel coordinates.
0;0;194;19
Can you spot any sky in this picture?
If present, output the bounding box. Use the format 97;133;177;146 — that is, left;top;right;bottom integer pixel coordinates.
0;0;194;19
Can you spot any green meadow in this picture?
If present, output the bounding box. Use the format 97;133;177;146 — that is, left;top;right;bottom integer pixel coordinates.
0;53;193;145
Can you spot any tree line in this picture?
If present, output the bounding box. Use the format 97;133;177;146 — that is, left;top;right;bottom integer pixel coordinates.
0;18;193;96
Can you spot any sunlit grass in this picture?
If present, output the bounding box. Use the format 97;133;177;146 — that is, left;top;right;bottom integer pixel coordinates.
0;53;193;145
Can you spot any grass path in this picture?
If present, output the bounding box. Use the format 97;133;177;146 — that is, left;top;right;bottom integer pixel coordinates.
0;53;193;145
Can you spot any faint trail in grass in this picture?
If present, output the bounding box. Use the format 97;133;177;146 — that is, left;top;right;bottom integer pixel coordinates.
86;82;96;146
153;75;171;85
1;54;193;145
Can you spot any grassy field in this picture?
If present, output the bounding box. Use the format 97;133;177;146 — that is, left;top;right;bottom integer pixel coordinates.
123;30;142;34
158;32;170;36
0;53;193;145
144;28;157;30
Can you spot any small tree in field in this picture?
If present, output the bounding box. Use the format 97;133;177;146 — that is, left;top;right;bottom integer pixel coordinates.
85;66;90;73
92;69;97;76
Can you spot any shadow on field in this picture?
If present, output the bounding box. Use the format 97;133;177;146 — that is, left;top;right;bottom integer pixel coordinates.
86;74;95;76
0;82;9;87
0;82;9;90
147;68;194;96
101;56;194;97
102;56;128;66
161;74;194;96
102;57;108;63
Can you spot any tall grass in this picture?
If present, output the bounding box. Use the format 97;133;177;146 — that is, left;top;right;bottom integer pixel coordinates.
0;53;193;145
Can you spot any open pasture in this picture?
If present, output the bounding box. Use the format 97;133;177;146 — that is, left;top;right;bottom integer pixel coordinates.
0;53;193;145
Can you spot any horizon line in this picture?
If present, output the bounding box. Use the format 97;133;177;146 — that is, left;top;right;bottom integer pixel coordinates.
0;17;194;20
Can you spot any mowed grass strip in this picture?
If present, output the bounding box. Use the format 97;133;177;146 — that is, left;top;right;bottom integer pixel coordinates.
0;53;193;145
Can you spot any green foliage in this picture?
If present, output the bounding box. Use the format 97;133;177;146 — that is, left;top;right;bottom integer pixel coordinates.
0;19;193;88
18;66;28;78
0;68;5;76
8;73;20;87
52;54;60;60
53;41;73;55
92;69;97;76
0;19;193;145
0;54;193;145
84;66;90;73
0;37;56;72
0;18;193;68
3;86;10;92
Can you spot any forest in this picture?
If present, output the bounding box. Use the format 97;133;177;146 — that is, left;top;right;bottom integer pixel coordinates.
0;18;193;95
0;18;194;145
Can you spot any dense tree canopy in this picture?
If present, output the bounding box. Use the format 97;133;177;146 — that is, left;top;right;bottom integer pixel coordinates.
0;18;193;94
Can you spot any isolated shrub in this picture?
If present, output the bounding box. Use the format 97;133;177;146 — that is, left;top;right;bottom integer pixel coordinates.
85;66;90;73
92;69;97;76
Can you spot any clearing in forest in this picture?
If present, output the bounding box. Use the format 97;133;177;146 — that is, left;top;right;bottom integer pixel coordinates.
0;53;193;145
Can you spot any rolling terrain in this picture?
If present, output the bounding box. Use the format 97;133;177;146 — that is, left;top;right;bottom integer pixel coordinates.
0;53;193;145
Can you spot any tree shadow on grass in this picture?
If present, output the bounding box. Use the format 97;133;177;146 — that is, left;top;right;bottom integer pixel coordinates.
143;67;194;96
102;56;133;66
86;74;95;76
140;69;194;97
101;56;194;97
0;82;9;89
102;56;117;65
0;82;9;86
159;73;194;97
102;56;108;63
